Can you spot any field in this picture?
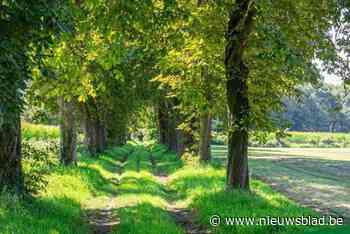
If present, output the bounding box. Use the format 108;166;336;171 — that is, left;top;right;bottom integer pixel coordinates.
213;145;350;221
21;122;350;148
213;131;350;148
270;132;350;148
22;122;59;141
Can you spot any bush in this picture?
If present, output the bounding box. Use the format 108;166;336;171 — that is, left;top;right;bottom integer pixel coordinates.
22;140;59;194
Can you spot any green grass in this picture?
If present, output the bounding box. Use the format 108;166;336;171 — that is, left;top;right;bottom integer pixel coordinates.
0;150;118;234
22;122;59;141
110;143;184;234
1;140;349;233
213;131;350;148
112;143;350;234
168;158;350;234
212;145;350;232
284;132;350;148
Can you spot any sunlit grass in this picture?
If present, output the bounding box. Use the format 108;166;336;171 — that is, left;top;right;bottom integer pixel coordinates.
168;158;350;234
22;121;59;141
111;144;184;234
213;131;350;148
0;151;118;234
1;141;349;234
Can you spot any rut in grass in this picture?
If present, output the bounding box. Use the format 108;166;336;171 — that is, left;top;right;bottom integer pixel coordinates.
86;145;210;234
85;150;131;234
149;152;211;234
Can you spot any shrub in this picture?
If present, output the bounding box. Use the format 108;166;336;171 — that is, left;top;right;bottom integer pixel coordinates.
22;140;59;194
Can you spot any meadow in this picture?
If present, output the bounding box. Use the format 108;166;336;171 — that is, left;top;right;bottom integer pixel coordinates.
22;122;60;141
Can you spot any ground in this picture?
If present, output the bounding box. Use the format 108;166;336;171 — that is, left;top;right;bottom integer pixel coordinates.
213;146;350;222
1;143;350;234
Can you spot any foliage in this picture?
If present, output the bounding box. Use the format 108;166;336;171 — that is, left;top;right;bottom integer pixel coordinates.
282;84;350;132
0;0;72;124
322;1;350;84
22;140;59;194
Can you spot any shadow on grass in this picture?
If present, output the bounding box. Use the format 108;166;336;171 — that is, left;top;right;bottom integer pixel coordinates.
170;174;224;201
154;160;184;175
163;159;350;234
113;202;183;234
0;196;88;234
190;188;317;234
117;175;169;197
212;146;350;223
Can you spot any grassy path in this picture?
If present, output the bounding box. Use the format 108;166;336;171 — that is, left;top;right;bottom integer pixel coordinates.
149;151;210;234
110;144;184;234
85;148;132;233
95;143;350;234
105;143;209;234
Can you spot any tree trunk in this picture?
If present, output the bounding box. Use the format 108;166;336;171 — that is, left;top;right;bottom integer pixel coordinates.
225;0;256;190
0;114;23;193
176;129;186;158
186;115;199;154
157;99;179;152
84;113;107;155
168;119;179;152
111;125;127;146
59;98;77;166
158;100;169;146
199;112;212;162
329;120;337;133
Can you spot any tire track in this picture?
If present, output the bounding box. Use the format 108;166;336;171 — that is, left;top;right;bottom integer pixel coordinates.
86;149;132;234
149;151;211;234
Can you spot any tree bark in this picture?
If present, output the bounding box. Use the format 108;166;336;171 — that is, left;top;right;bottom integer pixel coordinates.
111;125;127;146
0;114;23;193
176;129;186;158
84;110;107;155
199;112;212;162
158;100;169;146
59;98;77;166
157;99;179;152
225;0;256;190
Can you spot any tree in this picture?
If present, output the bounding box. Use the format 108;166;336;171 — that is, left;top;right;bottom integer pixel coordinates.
59;98;77;165
0;0;69;192
225;0;256;190
154;0;227;159
224;0;338;190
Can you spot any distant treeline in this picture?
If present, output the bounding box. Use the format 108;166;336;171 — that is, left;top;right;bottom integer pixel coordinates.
281;84;350;132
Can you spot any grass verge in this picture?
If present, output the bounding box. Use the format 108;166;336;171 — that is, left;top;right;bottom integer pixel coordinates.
0;150;118;234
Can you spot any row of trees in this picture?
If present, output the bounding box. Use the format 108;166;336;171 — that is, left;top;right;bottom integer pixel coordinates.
282;84;350;132
1;0;349;193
